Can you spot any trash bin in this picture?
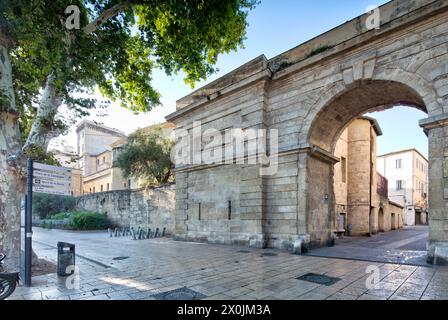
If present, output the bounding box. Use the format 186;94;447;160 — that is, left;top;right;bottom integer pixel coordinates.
57;242;75;276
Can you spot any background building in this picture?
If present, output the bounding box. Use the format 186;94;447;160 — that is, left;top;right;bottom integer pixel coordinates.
377;149;428;226
49;145;83;197
333;117;403;236
77;121;174;195
76;120;126;176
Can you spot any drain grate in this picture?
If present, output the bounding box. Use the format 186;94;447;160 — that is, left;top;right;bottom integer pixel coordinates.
152;287;206;300
238;250;251;254
112;256;129;261
296;273;341;286
260;252;278;257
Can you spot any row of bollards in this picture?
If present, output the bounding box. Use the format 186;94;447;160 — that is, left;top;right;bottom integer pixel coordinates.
108;227;131;237
108;226;166;240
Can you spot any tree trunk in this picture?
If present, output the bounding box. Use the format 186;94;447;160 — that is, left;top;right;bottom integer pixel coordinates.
23;73;63;152
0;44;24;271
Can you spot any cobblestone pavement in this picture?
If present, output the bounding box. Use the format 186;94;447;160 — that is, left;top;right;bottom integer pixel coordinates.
6;228;448;300
307;226;430;266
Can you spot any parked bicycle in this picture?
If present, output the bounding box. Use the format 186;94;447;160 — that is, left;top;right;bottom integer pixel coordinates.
0;253;20;300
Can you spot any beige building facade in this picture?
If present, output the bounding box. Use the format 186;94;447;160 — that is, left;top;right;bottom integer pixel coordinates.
377;149;429;226
50;145;83;197
78;121;174;195
333;117;403;237
166;0;448;264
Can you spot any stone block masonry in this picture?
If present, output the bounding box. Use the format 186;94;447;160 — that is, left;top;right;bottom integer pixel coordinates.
76;185;175;234
165;0;448;264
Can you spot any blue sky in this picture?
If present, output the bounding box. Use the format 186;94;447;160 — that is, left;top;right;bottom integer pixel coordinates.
55;0;428;158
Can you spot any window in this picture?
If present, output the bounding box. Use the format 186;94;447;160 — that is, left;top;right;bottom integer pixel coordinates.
100;185;103;192
123;183;127;188
103;156;106;163
128;179;131;189
89;188;92;193
107;183;110;191
93;186;95;193
396;159;402;169
396;180;403;191
97;159;100;165
341;157;347;183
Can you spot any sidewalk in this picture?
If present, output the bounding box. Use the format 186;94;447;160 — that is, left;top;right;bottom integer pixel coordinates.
7;228;448;300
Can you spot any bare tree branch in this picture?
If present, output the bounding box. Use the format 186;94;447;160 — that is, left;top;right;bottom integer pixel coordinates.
83;1;133;34
22;73;63;152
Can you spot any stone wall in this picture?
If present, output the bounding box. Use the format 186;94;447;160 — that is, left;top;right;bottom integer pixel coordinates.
166;0;448;260
76;185;175;234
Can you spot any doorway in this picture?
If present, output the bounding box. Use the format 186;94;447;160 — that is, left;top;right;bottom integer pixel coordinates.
378;208;384;232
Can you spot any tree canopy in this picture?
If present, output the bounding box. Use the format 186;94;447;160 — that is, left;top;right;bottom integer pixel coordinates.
0;0;258;155
116;125;174;185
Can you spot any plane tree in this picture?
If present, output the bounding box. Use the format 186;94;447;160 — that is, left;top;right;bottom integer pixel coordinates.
0;0;258;269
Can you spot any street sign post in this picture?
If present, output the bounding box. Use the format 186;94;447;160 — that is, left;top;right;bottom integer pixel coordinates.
19;195;27;286
20;159;73;287
23;158;33;287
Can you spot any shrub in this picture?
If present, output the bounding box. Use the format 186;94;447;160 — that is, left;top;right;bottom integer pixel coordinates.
68;211;111;230
33;193;76;219
50;212;73;220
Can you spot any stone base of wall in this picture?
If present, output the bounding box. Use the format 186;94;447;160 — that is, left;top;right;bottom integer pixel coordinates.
174;231;318;252
427;241;448;265
173;231;268;248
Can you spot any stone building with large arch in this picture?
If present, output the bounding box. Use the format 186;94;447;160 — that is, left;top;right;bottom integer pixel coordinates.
166;0;448;264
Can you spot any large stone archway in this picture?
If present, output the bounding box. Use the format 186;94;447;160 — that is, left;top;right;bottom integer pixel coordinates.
305;80;427;247
166;0;448;264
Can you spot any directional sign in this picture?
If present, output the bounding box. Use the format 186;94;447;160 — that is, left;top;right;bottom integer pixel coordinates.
33;162;72;174
32;162;72;196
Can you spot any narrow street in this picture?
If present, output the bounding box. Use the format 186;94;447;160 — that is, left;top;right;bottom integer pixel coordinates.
307;226;429;266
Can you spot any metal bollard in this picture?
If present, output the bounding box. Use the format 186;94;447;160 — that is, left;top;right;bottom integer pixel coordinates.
131;228;136;240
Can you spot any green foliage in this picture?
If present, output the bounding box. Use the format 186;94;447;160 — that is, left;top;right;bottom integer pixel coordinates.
50;212;73;220
275;45;334;72
68;211;111;230
117;125;174;185
32;193;76;219
24;145;61;166
305;45;333;59
40;221;54;229
1;0;258;139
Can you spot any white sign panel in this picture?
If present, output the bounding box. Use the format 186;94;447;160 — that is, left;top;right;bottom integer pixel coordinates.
33;162;72;174
32;162;72;196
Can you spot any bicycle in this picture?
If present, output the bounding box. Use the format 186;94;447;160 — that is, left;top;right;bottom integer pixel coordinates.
0;253;20;300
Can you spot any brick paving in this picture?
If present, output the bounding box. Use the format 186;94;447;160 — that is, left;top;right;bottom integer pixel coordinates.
6;228;448;300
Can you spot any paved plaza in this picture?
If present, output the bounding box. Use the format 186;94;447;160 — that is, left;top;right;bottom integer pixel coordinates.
7;228;448;300
308;226;429;266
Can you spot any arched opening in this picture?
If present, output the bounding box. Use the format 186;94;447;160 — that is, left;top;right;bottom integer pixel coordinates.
391;213;397;231
306;79;428;248
378;208;384;233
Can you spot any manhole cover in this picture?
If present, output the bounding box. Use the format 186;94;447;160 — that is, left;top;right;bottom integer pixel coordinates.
152;287;206;300
297;273;340;286
260;252;277;257
112;256;129;261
